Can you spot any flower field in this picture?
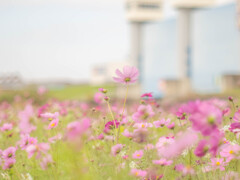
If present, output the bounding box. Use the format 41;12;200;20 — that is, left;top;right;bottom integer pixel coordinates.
0;66;240;180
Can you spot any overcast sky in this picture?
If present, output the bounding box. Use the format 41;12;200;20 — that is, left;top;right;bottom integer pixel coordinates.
0;0;129;82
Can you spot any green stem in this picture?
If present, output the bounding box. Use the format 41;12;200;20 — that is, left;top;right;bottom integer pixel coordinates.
116;85;129;143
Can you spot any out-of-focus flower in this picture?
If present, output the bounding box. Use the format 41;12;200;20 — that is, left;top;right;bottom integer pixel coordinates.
40;154;53;170
104;120;120;134
194;139;209;157
152;159;173;166
2;147;16;160
111;144;124;156
94;92;103;104
132;105;155;122
26;143;50;159
0;123;13;132
2;159;16;170
141;92;153;98
220;144;240;162
132;150;143;159
153;118;170;128
113;66;139;85
130;169;147;178
66;118;91;141
37;86;47;95
210;158;226;171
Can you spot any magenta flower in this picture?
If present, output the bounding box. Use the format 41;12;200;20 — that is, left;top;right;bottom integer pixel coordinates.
94;92;103;104
132;150;144;159
130;169;147;178
141;92;153;98
104;120;120;134
194;139;209;157
2;147;16;160
111;144;124;156
113;66;139;85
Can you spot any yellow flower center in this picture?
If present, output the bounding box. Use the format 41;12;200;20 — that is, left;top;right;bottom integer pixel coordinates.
135;172;139;176
137;154;140;157
142;124;145;128
229;150;234;154
216;161;220;166
51;123;56;127
48;117;52;121
124;77;131;82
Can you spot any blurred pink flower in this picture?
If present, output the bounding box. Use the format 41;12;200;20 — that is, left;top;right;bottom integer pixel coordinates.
220;144;240;162
194;139;209;157
48;118;59;129
113;66;139;85
2;159;16;170
2;147;16;160
122;129;133;139
141;92;153;98
210;158;226;171
19;134;38;150
130;169;147;178
94;92;103;104
111;144;124;156
26;143;50;159
132;105;155;122
40;154;53;170
37;86;47;95
66;118;91;141
152;159;172;166
153;118;170;128
132;150;144;159
1;123;13;131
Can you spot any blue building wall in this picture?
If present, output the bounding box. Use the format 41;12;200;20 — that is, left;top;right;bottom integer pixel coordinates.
142;3;240;97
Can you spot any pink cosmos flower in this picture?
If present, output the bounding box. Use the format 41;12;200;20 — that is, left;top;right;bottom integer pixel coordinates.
156;136;174;149
48;118;59;129
2;147;16;160
133;122;153;129
94;92;103;104
132;150;144;159
2;159;16;170
26;143;50;159
166;122;175;130
175;164;195;175
220;144;240;162
194;139;209;157
132;128;148;143
40;112;59;121
158;130;198;159
1;123;13;131
144;144;155;150
210;158;226;171
130;169;147;178
48;133;62;143
40;154;53;170
111;144;124;156
66;118;91;141
97;133;104;140
132;105;155;122
233;110;240;122
37;86;47;95
152;159;173;166
122;129;133;139
141;92;153;98
153;118;170;128
188;101;223;136
104;120;120;134
113;66;139;85
18;134;38;150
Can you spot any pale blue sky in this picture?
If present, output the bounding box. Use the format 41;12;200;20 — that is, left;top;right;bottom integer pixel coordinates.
0;0;128;82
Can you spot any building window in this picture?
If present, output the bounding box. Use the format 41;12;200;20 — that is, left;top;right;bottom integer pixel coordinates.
138;3;160;9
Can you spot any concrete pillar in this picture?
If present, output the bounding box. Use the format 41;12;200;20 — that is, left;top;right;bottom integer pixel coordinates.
177;8;192;94
130;22;143;82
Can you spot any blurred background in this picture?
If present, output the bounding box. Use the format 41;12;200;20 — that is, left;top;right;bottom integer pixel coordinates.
0;0;240;101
